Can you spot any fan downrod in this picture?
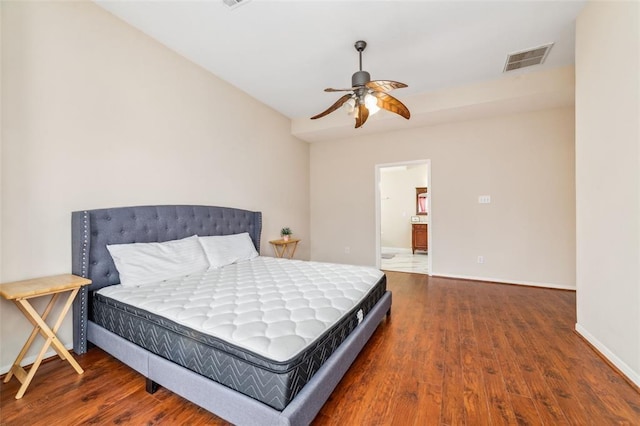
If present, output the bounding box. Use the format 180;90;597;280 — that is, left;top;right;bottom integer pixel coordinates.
352;40;370;87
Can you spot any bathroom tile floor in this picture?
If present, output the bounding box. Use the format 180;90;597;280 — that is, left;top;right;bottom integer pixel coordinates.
381;252;429;274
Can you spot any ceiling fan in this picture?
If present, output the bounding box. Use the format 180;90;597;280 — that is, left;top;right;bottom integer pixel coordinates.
310;40;410;129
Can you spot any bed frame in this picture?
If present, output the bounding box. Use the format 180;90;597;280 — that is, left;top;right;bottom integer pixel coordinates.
71;205;391;426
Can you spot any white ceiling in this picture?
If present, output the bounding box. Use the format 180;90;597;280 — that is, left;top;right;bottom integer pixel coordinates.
95;0;585;125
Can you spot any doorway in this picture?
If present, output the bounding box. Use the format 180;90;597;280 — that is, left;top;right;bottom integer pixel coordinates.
375;160;431;275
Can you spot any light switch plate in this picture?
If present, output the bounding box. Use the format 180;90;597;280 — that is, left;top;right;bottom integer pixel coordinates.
478;195;491;204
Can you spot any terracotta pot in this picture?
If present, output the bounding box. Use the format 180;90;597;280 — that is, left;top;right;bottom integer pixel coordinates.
283;235;290;242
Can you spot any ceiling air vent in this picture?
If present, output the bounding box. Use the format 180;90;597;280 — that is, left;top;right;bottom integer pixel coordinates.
504;43;554;72
222;0;251;9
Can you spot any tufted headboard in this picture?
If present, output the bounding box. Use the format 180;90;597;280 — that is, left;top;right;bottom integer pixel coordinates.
71;205;262;354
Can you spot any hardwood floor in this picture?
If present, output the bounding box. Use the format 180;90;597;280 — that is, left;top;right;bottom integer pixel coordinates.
2;272;639;425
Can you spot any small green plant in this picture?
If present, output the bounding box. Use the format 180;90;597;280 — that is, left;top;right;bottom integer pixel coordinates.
280;227;293;236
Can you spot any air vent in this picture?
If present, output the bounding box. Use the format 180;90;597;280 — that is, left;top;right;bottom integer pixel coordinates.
504;43;554;72
222;0;251;9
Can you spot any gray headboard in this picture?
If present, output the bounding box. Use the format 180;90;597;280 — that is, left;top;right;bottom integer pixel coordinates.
71;205;262;354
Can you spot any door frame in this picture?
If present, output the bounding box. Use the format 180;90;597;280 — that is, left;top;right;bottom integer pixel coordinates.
375;159;432;275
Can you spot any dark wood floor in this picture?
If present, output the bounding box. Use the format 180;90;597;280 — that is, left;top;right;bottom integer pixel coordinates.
1;272;639;425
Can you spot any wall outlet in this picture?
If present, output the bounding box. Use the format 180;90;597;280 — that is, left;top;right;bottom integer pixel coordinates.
477;256;484;264
344;246;350;254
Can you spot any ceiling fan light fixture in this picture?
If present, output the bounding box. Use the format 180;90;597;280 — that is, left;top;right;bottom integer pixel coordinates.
342;97;356;115
310;40;410;128
364;93;380;115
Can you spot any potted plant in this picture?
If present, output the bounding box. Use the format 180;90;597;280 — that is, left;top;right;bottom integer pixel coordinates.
281;227;293;242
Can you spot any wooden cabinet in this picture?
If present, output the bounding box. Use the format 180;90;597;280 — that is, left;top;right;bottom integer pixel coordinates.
412;223;428;254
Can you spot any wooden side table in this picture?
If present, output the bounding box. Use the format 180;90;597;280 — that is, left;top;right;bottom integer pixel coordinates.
269;238;301;259
0;274;91;399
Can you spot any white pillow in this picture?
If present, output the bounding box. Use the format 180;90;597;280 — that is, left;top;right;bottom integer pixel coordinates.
107;235;209;287
198;233;259;269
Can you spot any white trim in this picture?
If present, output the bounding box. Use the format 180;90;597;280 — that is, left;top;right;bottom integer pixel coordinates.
0;343;74;375
431;272;576;290
575;323;640;388
375;159;432;275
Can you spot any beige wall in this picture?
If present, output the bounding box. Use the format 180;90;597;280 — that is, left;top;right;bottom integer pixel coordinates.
575;0;640;386
311;107;576;288
0;2;3;283
0;1;309;372
380;164;428;249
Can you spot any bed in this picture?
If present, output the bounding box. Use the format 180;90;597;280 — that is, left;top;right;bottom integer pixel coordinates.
71;205;391;426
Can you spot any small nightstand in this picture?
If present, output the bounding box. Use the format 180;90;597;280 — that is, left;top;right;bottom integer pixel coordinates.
269;238;301;259
0;274;91;399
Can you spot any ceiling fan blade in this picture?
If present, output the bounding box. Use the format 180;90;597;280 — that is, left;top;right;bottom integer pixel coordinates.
355;103;369;128
371;91;411;119
324;88;355;92
366;80;408;92
310;94;353;120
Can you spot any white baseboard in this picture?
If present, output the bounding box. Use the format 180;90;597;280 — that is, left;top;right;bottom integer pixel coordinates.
430;272;576;290
1;343;73;376
575;323;640;388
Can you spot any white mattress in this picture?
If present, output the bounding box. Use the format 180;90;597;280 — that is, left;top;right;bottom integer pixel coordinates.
98;257;384;362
